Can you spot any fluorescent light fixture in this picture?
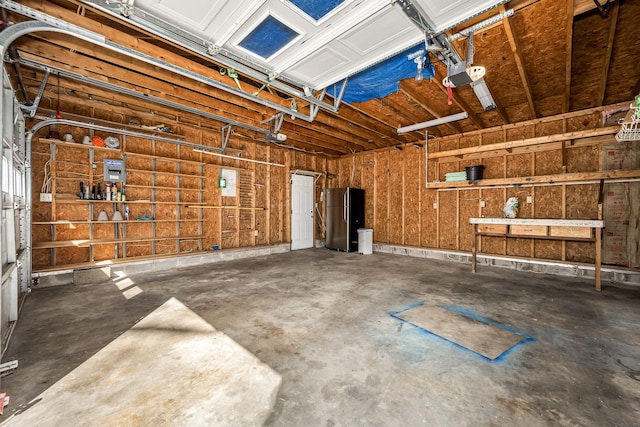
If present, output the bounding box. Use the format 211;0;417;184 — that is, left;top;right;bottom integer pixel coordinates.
470;78;496;111
397;112;468;134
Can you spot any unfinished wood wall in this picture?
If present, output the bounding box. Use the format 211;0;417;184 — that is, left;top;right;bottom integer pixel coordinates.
30;111;326;271
327;105;640;267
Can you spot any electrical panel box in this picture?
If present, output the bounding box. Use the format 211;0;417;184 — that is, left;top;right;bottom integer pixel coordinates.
103;159;126;182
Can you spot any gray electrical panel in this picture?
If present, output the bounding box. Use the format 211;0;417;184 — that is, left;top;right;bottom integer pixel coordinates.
103;158;126;182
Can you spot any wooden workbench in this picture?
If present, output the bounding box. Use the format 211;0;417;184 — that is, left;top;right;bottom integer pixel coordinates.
469;218;605;291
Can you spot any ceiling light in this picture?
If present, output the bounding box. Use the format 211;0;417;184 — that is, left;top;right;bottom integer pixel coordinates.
397;112;468;134
415;57;424;82
408;49;426;83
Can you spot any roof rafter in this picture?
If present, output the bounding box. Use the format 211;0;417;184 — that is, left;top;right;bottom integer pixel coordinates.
501;6;537;120
564;0;574;113
398;82;463;134
598;1;619;106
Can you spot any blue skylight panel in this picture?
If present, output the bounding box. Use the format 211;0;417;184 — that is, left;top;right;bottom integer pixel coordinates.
239;15;300;59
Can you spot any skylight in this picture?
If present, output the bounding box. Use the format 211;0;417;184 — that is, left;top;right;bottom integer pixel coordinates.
289;0;346;21
238;15;300;59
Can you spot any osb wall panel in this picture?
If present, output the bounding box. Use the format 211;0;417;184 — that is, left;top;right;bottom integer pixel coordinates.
30;112;299;270
268;147;286;244
482;156;505;180
565;184;599;263
404;149;421;247
536;120;564;137
56;247;90;265
437;191;457;250
203;164;221;249
533;186;563;260
254;146;269;245
421;186;438;248
459;190;480;252
566;113;601;132
535;151;563;175
481;130;503;145
374;152;389;243
506;125;535;142
480;188;506;255
506;154;532;178
361;153;376;230
388;150;404;245
338;156;352;187
566;146;599;173
505;188;531;257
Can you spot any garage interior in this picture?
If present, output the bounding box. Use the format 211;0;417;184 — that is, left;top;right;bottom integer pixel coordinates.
0;0;639;424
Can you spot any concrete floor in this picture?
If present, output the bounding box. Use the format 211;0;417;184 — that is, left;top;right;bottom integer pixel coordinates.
2;249;640;426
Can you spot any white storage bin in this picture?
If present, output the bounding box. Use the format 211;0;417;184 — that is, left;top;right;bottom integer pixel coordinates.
357;228;373;255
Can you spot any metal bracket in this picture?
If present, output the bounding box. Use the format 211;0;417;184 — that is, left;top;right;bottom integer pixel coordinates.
18;67;50;117
221;125;232;151
121;0;136;17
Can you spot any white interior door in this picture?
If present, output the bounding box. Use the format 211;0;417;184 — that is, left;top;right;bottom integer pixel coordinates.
291;174;314;250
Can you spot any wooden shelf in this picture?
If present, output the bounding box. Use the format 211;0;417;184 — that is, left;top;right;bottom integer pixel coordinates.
427;126;619;161
427;169;640;189
39;138;122;153
54;198;205;206
33;219;202;225
36;127;210;270
126;184;204;192
127;168;204;178
36;108;186;139
33;235;202;249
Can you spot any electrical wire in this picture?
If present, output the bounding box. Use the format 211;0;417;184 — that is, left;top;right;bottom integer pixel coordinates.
41;160;52;193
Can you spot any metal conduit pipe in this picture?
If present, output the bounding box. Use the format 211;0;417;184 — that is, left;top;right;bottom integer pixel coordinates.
19;57;280;140
0;0;328;121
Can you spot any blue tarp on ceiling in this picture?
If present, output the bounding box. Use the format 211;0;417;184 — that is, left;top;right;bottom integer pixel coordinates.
327;46;435;104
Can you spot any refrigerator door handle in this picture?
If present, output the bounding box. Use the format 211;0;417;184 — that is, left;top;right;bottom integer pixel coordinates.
343;191;347;222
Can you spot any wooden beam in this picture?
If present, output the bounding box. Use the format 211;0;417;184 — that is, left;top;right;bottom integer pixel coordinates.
398;82;463;134
501;6;537;119
428;126;619;159
574;0;616;15
564;0;574;113
598;1;619;106
427;169;640;189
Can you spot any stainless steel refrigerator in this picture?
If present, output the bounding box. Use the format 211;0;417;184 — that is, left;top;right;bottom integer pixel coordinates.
325;187;365;252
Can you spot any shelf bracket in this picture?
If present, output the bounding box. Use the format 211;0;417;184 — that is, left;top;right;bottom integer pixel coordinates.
221;125;232;152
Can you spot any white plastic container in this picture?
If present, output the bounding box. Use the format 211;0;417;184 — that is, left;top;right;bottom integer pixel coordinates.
357;228;373;255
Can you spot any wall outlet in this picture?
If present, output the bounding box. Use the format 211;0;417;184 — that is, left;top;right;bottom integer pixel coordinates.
254;230;259;236
40;193;52;202
480;200;486;208
526;196;532;204
433;202;438;209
